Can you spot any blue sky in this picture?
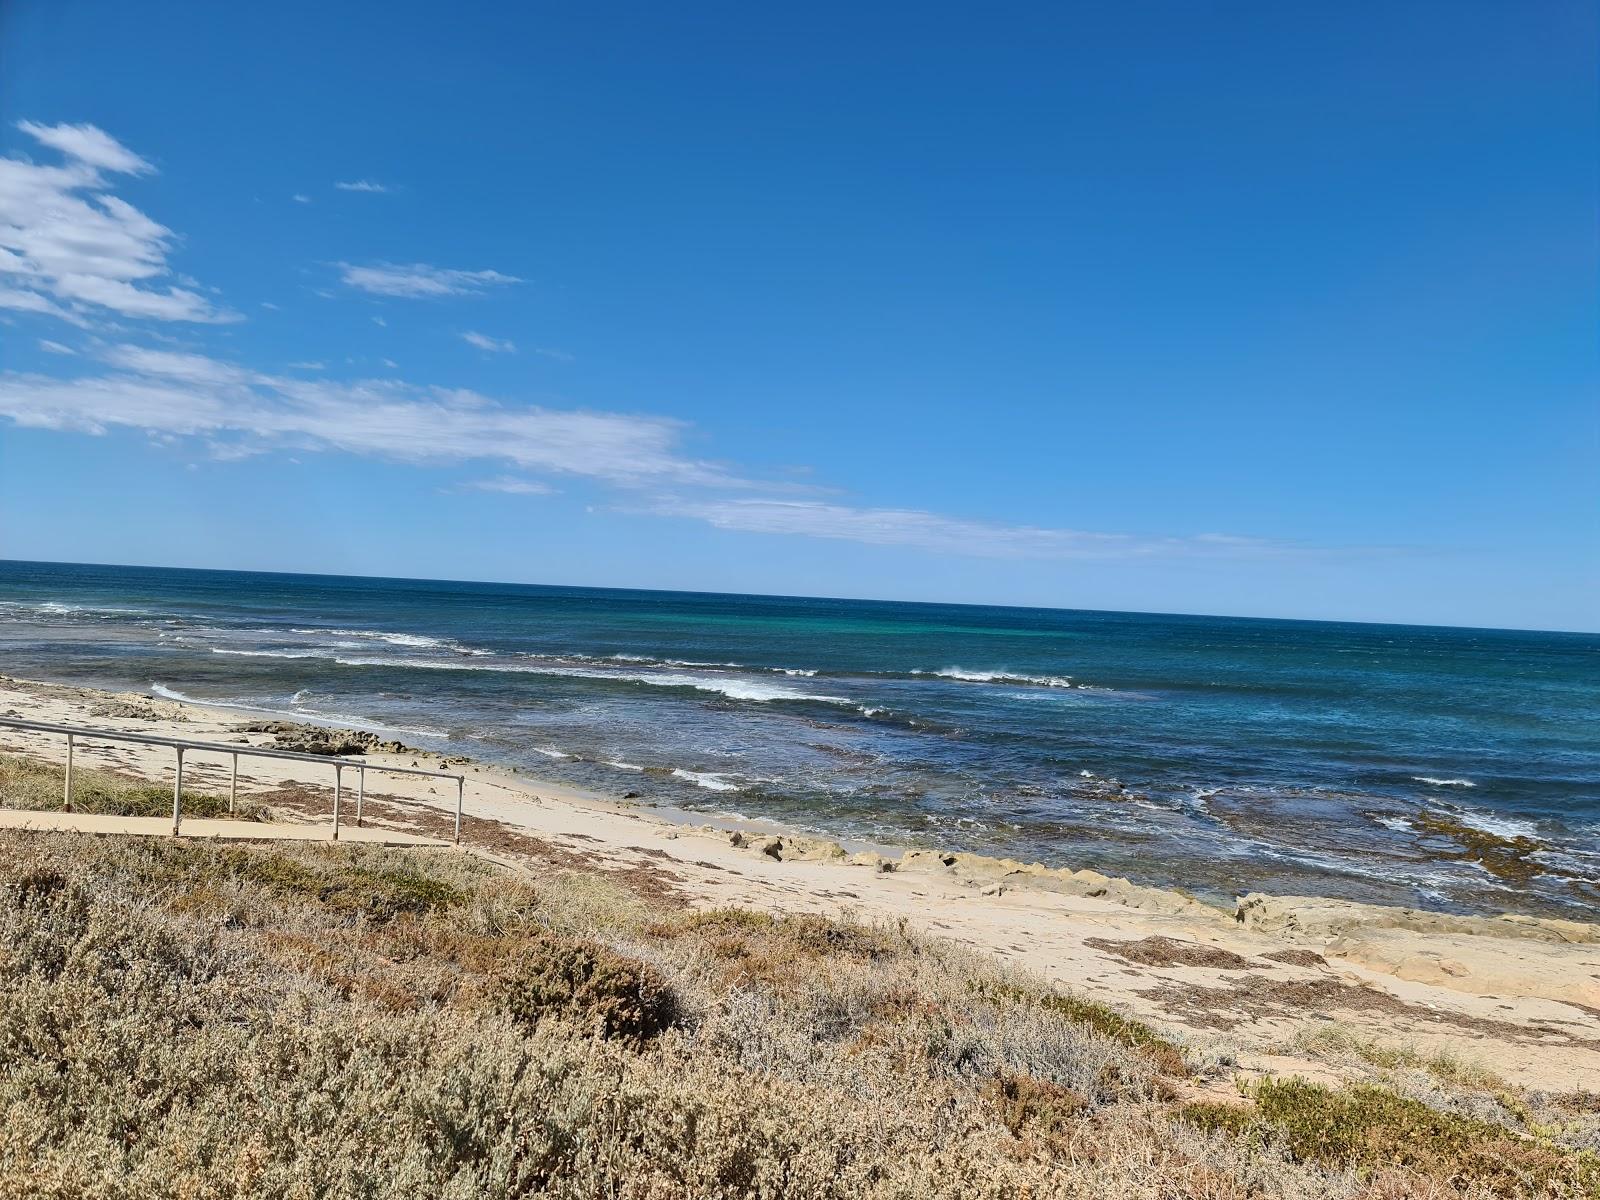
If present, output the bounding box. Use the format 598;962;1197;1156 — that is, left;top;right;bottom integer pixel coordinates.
0;1;1594;630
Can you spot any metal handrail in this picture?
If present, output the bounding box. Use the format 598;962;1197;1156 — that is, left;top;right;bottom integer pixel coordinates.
0;716;466;844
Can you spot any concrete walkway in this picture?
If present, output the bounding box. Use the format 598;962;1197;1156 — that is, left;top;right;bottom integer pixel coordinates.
0;808;447;847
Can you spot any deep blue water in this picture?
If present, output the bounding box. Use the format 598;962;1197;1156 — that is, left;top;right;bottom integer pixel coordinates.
1;559;1596;915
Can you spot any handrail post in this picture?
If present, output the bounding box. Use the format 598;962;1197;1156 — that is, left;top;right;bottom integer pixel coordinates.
229;751;238;815
356;766;365;827
63;733;74;811
454;776;463;846
332;763;342;842
171;747;184;835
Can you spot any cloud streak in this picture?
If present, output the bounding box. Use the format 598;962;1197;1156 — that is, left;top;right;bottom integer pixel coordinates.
334;179;390;193
0;121;235;325
338;262;521;298
640;498;1284;560
462;330;515;353
0;343;1290;562
0;347;742;489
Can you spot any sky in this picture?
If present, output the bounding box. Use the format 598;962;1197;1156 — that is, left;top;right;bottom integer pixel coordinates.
0;1;1595;631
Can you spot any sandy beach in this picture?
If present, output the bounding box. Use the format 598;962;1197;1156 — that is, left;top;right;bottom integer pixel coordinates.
0;671;1595;1095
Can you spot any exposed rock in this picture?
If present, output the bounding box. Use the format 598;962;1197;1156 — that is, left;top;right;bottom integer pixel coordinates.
92;697;189;722
230;720;413;758
893;849;1226;921
1235;893;1600;946
849;852;895;873
755;836;784;861
779;835;847;862
1325;926;1600;1008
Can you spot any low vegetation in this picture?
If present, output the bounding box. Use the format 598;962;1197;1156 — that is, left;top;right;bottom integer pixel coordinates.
1183;1079;1600;1197
0;750;267;821
0;754;1595;1197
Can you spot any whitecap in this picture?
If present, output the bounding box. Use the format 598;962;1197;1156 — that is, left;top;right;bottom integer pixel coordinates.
1413;776;1476;788
917;667;1075;689
1448;809;1540;841
671;768;741;792
290;626;493;655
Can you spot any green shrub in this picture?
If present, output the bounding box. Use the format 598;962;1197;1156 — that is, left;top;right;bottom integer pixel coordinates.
1183;1078;1600;1198
500;929;674;1046
973;980;1188;1077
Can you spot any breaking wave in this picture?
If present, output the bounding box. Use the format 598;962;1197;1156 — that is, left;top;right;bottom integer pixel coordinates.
915;667;1076;689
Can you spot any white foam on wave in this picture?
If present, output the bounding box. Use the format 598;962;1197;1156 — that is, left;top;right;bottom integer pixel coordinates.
290;626;493;656
1449;809;1540;841
602;759;644;771
150;682;444;737
1413;776;1476;788
917;667;1075;689
671;768;740;792
5;600;151;619
530;747;572;759
1374;815;1414;833
212;648;324;659
321;653;861;707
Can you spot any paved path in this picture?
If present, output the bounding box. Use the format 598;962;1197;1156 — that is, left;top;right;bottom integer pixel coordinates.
0;808;447;846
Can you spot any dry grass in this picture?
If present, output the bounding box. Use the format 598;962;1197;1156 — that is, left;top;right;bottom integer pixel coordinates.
0;751;268;821
0;812;1593;1195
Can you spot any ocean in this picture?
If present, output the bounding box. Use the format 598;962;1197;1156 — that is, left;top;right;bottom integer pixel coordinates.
1;559;1595;916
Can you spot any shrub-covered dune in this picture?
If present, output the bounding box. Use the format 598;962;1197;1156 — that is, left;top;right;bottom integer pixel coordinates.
0;748;1596;1199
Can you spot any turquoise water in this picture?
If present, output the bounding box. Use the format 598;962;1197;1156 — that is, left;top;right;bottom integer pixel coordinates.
1;559;1595;915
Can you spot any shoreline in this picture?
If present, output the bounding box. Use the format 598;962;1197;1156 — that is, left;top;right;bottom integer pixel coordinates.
1;671;1598;1091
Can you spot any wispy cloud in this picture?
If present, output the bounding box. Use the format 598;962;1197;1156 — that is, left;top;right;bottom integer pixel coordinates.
462;330;515;353
0;121;235;325
639;497;1287;561
0;340;1293;560
338;261;521;299
0;347;742;489
334;179;390;194
466;476;554;495
37;339;75;355
15;121;152;174
291;193;312;204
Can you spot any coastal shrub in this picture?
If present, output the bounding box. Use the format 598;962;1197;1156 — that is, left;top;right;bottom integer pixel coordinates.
0;827;1558;1199
0;751;265;821
972;979;1189;1078
983;1070;1089;1138
1183;1078;1600;1198
500;928;674;1046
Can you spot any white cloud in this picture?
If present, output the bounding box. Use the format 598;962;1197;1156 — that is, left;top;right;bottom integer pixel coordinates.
641;497;1284;561
534;347;574;363
37;339;74;355
0;344;1287;562
15;121;152;174
286;360;324;370
466;476;554;495
0;121;235;325
338;261;521;298
0;347;741;488
334;180;390;193
292;193;312;204
462;330;515;353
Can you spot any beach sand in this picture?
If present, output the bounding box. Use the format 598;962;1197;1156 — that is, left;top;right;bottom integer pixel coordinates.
0;671;1595;1092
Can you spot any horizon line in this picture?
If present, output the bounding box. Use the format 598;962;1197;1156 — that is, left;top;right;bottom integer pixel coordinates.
2;556;1594;639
